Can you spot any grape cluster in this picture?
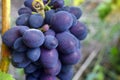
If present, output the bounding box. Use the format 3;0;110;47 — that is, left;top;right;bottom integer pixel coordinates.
2;0;88;80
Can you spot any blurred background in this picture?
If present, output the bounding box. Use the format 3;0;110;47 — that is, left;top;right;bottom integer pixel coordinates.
0;0;120;80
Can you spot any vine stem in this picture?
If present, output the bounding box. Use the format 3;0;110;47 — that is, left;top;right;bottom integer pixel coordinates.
0;0;11;72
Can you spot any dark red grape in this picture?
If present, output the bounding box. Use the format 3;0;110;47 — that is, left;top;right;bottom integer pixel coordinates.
22;29;45;48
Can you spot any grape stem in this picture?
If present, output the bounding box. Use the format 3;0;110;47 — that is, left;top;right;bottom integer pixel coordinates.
32;0;45;18
0;0;11;73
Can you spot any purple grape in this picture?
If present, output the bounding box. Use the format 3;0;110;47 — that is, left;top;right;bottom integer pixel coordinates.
69;7;82;19
50;11;73;33
57;67;74;80
70;21;88;40
40;48;58;68
18;26;29;35
13;37;27;52
24;64;37;74
52;0;64;9
11;51;25;63
32;70;41;78
45;9;55;24
24;0;36;11
27;48;41;62
44;29;55;36
60;49;81;65
18;7;32;15
22;29;45;48
26;75;37;80
16;14;30;26
29;14;44;28
61;65;73;73
11;51;31;68
2;27;21;47
56;32;77;54
39;73;57;80
44;60;61;76
44;35;58;50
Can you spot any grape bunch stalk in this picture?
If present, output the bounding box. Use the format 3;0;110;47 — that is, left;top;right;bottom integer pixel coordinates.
2;0;88;80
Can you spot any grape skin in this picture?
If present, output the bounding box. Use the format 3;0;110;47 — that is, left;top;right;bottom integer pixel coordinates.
50;11;73;33
27;48;41;62
40;48;58;68
2;27;21;47
29;14;44;28
18;7;32;15
16;14;30;26
13;37;27;52
22;29;45;48
70;21;88;40
44;35;58;50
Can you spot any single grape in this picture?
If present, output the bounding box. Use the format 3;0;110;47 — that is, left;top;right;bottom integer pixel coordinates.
44;35;58;50
40;48;58;68
56;32;77;54
27;48;41;62
52;0;64;9
16;14;30;26
18;26;29;35
50;11;73;33
69;7;82;19
44;60;61;76
22;29;45;48
24;64;37;74
13;37;27;52
70;21;88;40
11;51;31;68
56;6;70;12
2;27;21;47
32;70;41;78
11;51;25;63
26;75;37;80
24;0;36;11
39;73;57;80
60;65;73;73
45;9;55;24
18;7;32;15
44;29;55;36
71;14;77;26
60;49;81;65
57;67;74;80
29;14;44;28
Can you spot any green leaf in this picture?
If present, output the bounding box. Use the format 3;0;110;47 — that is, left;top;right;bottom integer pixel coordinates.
0;71;15;80
64;0;72;6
